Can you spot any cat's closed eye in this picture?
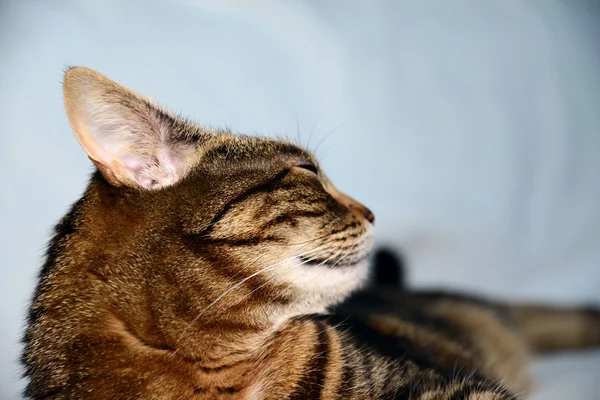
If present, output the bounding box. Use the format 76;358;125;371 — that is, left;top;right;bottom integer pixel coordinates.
293;162;318;175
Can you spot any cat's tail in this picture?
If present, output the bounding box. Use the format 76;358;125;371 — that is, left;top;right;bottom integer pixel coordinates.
370;247;600;355
371;248;406;288
508;303;600;354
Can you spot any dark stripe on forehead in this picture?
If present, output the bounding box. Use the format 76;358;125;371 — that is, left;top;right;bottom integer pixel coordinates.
200;168;292;235
289;320;330;400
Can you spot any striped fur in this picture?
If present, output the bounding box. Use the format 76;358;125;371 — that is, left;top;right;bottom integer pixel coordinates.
21;68;600;399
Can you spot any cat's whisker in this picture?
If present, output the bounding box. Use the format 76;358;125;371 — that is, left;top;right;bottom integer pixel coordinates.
172;245;333;351
305;109;328;150
324;251;349;270
218;238;323;288
175;236;354;348
197;233;343;295
295;117;301;145
314;249;345;269
273;249;346;303
312;122;345;158
230;249;334;306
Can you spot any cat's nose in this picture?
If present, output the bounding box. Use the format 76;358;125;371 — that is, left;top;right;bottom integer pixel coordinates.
346;198;375;225
321;176;375;225
362;206;375;224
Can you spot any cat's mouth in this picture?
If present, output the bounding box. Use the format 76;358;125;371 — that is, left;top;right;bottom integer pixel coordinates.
298;250;372;268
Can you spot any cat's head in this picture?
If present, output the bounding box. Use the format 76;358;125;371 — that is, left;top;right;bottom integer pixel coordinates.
62;67;374;350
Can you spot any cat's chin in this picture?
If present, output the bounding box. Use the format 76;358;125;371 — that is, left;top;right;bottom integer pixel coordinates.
278;257;371;314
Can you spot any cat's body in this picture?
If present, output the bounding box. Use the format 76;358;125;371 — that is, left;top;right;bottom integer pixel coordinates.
22;68;600;399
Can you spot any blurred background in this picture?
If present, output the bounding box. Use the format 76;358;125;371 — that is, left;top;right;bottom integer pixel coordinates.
1;0;599;398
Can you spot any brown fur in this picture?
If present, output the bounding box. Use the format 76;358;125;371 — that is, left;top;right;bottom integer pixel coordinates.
22;68;600;399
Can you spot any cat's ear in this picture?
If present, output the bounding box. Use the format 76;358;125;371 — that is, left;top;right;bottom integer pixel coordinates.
63;67;199;190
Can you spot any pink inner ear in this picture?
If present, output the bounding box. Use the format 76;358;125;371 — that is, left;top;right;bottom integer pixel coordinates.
82;105;193;189
107;146;178;190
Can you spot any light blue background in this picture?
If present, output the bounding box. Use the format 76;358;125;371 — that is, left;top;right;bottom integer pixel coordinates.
2;1;599;398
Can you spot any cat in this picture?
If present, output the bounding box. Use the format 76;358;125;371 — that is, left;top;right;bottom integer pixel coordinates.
22;67;600;399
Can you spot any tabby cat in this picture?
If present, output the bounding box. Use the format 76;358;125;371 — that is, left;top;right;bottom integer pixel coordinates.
22;67;600;399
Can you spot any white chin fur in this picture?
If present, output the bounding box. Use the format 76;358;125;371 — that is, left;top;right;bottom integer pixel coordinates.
277;258;371;315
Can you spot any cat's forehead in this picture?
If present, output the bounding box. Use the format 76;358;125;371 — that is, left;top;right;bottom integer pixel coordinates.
201;134;317;166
